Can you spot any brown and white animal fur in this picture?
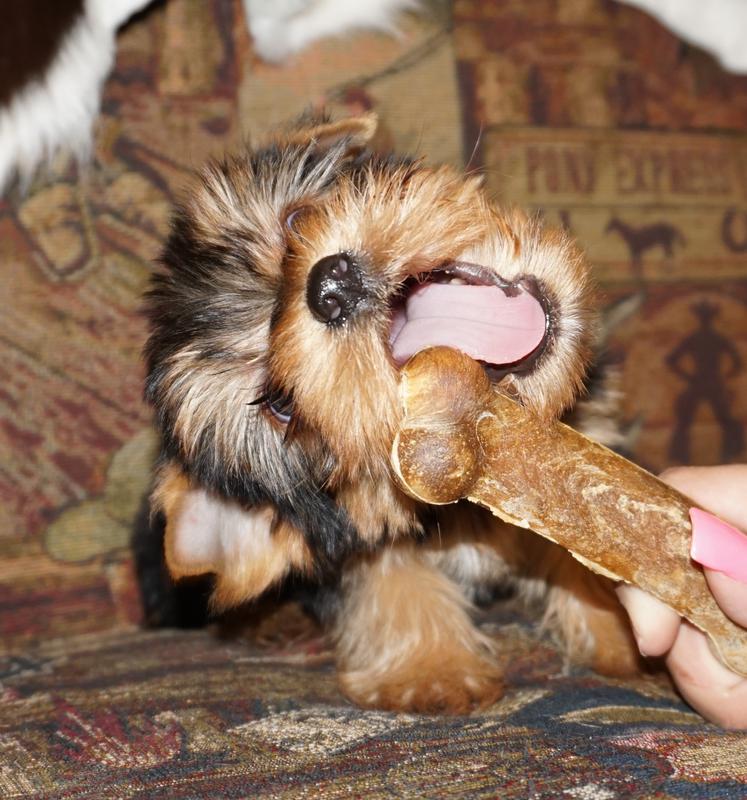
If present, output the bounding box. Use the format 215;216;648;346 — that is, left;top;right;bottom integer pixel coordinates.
144;114;639;713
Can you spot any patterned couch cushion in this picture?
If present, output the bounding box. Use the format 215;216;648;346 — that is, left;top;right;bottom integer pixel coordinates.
1;609;745;798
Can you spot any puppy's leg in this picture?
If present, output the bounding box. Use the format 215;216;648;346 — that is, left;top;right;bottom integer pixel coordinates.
534;542;643;677
132;496;212;629
335;544;503;713
475;522;642;676
438;506;641;675
435;507;642;677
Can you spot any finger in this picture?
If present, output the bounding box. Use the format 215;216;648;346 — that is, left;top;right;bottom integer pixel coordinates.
689;505;747;583
616;584;680;657
667;622;747;730
704;569;747;629
660;464;747;531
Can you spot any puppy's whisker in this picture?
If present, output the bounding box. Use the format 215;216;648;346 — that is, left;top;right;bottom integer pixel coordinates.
465;123;484;173
194;363;238;378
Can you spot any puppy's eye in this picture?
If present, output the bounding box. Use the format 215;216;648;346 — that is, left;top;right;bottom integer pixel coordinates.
284;206;307;233
266;387;294;424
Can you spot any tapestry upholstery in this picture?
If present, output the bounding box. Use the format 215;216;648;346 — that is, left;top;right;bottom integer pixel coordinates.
0;0;745;796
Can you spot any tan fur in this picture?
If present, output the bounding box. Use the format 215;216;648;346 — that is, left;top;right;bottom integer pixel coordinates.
421;504;641;681
210;520;313;611
270;164;493;482
148;114;640;714
336;544;503;713
540;556;643;677
281;112;379;152
167;349;266;470
335;477;419;545
153;462;313;606
152;462;195;578
489;525;641;677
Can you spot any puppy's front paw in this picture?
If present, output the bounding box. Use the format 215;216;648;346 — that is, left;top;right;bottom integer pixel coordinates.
336;548;504;713
585;602;643;678
543;570;644;678
339;644;504;714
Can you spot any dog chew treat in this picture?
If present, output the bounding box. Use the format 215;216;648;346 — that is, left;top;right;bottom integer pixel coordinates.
391;347;747;676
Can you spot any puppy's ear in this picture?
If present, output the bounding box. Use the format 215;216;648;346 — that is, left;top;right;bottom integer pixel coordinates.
285;112;378;154
152;464;312;609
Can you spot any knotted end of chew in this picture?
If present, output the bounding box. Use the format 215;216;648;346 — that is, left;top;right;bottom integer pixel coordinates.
392;347;492;504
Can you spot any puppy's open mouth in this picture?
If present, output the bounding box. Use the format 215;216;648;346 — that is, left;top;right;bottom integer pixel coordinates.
389;263;551;378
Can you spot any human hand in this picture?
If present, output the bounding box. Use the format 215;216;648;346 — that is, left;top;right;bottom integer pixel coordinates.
616;464;747;729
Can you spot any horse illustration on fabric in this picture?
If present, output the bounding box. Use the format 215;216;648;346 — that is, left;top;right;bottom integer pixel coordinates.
605;217;686;280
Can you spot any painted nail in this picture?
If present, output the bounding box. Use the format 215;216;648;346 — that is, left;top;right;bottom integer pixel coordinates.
690;507;747;584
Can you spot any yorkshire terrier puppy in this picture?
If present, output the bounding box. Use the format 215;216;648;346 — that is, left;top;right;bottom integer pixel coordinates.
141;113;640;713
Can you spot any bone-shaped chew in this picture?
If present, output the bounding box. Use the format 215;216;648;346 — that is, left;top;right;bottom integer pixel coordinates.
391;347;747;676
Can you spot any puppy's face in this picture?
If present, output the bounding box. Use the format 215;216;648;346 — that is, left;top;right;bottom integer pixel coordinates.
146;116;595;604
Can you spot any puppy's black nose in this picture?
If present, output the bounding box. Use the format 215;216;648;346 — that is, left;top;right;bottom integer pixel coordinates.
306;252;367;326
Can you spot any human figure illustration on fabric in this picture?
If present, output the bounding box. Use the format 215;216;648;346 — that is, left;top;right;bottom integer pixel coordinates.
667;300;744;463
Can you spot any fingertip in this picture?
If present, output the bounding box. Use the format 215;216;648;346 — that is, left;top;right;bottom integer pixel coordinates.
615;584;680;658
690;507;747;584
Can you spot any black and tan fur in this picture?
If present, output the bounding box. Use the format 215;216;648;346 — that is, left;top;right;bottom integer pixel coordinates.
141;114;639;713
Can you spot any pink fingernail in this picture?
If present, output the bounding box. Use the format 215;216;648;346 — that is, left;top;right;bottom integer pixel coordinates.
690;508;747;584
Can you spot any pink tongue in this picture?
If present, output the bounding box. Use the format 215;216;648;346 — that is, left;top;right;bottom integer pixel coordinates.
390;282;546;367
